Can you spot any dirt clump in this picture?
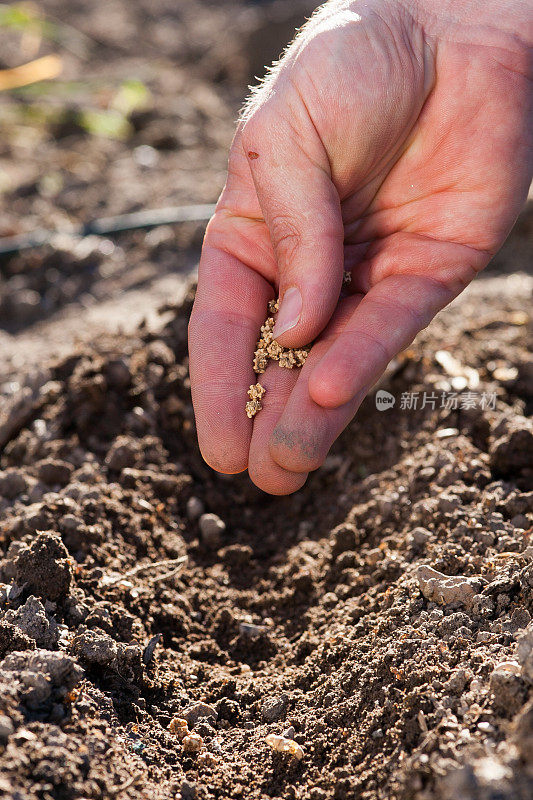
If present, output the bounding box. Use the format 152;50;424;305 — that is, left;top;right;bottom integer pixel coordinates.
416;565;486;609
4;596;59;649
11;532;73;603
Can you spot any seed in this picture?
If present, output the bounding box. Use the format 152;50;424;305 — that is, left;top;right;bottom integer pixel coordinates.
267;341;283;360
265;733;304;759
246;383;266;419
247;299;310;418
247;384;265;401
169;717;189;740
245;399;262;419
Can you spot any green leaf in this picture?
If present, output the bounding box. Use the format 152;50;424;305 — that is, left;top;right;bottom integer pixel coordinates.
112;79;149;115
78;109;131;140
0;3;38;31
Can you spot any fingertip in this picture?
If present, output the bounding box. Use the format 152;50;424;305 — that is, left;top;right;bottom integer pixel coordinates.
198;444;249;476
272;286;341;351
271;319;321;351
196;418;250;474
248;417;309;493
248;462;308;495
192;392;253;476
269;425;325;473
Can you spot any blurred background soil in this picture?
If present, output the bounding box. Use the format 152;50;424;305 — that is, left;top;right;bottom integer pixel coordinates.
0;0;317;359
0;2;532;800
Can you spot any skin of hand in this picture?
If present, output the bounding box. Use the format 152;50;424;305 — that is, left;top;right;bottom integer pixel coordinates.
188;0;533;495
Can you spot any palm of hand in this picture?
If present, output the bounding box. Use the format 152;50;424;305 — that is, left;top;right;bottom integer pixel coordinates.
189;2;532;494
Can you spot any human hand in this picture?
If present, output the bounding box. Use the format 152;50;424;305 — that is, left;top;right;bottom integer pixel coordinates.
189;0;532;494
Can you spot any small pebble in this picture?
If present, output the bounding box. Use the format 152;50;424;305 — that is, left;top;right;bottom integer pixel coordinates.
261;695;287;723
36;459;73;487
416;565;485;609
492;661;521;675
180;780;197;800
182;701;218;727
105;358;131;388
517;624;533;683
0;469;28;499
239;622;266;638
197;751;218;767
410;527;431;547
186;497;204;521
0;715;14;742
199;513;226;548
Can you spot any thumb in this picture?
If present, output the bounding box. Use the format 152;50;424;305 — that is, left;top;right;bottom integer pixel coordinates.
241;109;344;348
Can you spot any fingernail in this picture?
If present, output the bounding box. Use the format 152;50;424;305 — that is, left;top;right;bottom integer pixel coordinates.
273;287;302;339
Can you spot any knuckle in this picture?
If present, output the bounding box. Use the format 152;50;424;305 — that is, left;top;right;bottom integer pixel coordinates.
269;213;302;264
241;111;270;151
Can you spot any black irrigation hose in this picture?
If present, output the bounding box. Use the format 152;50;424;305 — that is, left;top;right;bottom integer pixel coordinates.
0;203;217;257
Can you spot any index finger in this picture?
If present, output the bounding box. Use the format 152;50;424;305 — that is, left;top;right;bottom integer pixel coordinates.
308;273;455;409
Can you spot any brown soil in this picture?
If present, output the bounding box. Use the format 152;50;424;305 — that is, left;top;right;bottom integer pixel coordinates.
0;2;532;799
